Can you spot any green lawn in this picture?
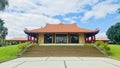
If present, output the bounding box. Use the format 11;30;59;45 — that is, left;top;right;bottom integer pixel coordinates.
108;44;120;59
0;44;120;62
0;45;20;62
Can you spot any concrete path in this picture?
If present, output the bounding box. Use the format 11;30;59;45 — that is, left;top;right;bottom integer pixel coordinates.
0;57;120;68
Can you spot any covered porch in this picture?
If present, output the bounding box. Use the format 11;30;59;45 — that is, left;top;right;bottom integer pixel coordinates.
26;33;96;44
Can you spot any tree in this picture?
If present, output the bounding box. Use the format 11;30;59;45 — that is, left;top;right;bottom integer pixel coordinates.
106;23;120;44
118;8;120;14
0;0;8;46
0;0;8;11
0;19;8;46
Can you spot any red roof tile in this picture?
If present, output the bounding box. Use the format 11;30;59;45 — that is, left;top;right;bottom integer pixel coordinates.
96;38;109;41
8;38;27;41
24;23;99;33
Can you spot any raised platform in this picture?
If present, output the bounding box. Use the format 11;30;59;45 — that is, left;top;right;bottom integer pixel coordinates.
21;45;105;57
39;44;84;46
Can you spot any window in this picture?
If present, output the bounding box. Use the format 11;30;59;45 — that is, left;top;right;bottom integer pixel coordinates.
44;34;53;43
56;34;67;43
70;34;79;43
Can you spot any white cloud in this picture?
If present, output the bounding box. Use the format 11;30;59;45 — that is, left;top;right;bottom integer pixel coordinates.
0;12;60;39
81;0;120;21
7;0;99;16
0;0;119;39
63;17;76;23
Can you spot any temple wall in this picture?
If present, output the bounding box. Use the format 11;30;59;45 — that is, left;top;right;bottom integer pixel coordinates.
66;34;68;43
79;34;85;44
38;33;85;44
38;34;44;44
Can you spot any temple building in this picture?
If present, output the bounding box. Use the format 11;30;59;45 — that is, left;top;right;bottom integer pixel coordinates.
6;37;27;45
24;23;99;44
96;37;109;43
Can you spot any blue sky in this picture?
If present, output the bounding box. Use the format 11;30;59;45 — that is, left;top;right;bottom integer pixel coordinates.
0;0;120;39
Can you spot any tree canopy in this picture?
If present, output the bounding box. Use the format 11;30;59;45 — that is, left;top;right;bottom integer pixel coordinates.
0;0;8;11
0;19;8;40
118;8;120;14
106;23;120;44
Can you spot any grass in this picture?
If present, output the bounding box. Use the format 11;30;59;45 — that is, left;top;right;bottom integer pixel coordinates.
107;44;120;59
84;44;94;46
0;43;120;61
0;45;20;62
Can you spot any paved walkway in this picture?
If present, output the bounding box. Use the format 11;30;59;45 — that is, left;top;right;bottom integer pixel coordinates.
0;57;120;68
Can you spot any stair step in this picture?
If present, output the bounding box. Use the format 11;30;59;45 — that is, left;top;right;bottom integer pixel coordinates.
21;46;105;57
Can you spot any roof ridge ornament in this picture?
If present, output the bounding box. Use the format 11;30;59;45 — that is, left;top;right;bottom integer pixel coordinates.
59;23;63;24
24;28;28;31
96;28;99;30
46;22;49;24
41;26;43;28
72;23;77;25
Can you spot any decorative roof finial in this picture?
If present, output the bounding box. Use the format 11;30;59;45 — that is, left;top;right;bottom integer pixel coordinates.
59;22;63;24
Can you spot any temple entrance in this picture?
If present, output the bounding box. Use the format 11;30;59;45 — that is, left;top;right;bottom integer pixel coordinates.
56;34;67;43
44;34;53;43
44;34;79;44
70;34;79;43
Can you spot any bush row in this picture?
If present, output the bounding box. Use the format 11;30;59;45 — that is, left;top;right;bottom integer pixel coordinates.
17;42;30;50
31;43;38;47
17;42;38;50
95;41;110;51
84;44;93;46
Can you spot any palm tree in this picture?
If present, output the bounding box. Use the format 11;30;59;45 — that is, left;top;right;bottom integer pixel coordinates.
0;19;8;46
0;0;8;11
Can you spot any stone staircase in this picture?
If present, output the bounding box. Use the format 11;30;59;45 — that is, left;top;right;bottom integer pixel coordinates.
21;46;105;57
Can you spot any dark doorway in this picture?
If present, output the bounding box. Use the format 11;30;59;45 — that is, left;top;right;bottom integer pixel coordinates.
44;34;53;43
56;34;67;43
70;34;79;43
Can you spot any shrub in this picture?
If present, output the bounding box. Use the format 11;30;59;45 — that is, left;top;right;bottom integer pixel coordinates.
84;44;93;46
95;41;103;46
95;41;110;51
17;42;30;50
17;44;27;50
103;43;110;51
31;43;38;47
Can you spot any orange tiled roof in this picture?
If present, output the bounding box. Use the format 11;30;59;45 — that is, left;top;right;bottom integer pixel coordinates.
24;23;99;33
96;38;109;41
8;38;27;41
